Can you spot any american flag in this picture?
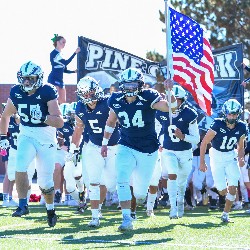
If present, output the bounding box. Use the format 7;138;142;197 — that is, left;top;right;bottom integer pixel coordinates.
167;6;214;116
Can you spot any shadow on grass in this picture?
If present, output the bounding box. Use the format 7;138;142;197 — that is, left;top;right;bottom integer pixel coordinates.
60;235;174;248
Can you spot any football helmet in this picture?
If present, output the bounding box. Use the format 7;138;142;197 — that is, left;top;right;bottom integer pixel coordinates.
66;108;76;126
17;61;43;92
69;102;77;111
172;85;187;111
119;68;144;97
77;76;104;104
59;103;70;118
222;99;242;124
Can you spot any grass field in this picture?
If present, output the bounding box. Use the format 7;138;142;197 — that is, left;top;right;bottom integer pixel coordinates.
0;203;250;250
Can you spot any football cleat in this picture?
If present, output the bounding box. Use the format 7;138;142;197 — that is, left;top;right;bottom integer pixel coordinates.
130;212;137;220
74;202;88;214
88;218;100;227
169;208;178;219
177;202;184;218
2;199;18;207
118;214;133;231
47;209;57;227
146;210;155;217
12;206;29;217
221;213;232;223
231;202;243;210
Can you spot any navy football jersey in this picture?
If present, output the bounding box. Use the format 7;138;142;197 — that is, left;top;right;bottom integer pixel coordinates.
57;121;74;149
108;89;162;153
210;118;247;152
160;106;198;151
10;84;58;127
75;97;120;146
8;117;20;150
156;110;168;138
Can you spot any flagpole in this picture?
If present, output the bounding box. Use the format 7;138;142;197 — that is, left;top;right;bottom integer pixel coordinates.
164;0;172;124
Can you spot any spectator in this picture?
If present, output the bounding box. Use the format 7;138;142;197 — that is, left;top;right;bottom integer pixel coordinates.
48;34;80;104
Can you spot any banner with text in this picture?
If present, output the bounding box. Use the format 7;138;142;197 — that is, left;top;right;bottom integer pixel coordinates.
77;36;159;90
77;37;244;130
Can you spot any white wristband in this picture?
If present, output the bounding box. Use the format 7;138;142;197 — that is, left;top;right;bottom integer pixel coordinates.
105;125;115;134
102;138;109;146
69;143;79;153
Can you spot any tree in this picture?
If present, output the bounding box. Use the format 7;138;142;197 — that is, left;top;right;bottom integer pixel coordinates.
149;0;249;59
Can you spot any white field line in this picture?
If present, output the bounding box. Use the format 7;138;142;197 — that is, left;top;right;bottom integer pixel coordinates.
0;235;249;249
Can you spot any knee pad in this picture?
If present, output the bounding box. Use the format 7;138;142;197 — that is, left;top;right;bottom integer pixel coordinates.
89;184;100;200
226;193;236;202
117;182;131;201
39;186;54;195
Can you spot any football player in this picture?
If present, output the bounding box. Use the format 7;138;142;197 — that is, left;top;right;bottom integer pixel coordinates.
62;109;87;212
200;99;248;222
69;76;120;227
3;113;36;207
0;61;64;227
101;68;177;231
160;85;199;219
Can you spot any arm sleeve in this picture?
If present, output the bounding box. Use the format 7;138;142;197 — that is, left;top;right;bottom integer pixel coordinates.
64;66;75;74
62;53;76;66
183;120;200;145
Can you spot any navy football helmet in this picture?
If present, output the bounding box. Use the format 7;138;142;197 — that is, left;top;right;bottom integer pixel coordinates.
17;61;43;92
222;99;242;124
77;76;104;104
119;68;144;97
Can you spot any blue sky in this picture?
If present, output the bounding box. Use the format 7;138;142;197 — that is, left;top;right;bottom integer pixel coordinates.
0;0;167;84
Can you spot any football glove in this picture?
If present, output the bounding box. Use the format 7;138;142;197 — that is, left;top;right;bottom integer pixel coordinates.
65;143;79;166
0;135;9;150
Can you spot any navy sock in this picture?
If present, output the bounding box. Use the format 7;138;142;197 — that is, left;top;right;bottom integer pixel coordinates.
19;198;28;210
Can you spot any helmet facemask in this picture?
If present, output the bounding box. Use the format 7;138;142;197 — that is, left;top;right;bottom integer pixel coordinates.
120;82;142;97
226;114;239;125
